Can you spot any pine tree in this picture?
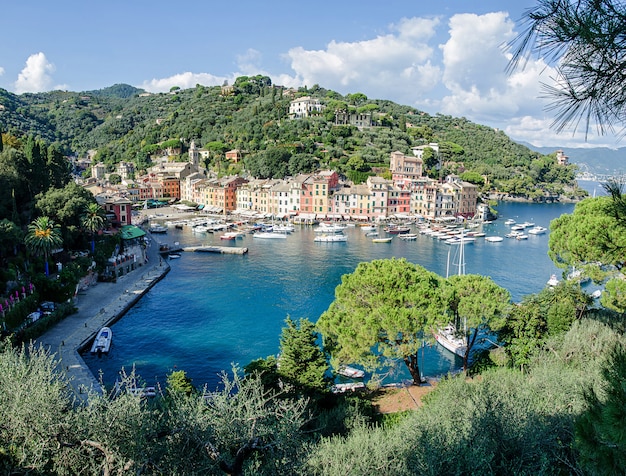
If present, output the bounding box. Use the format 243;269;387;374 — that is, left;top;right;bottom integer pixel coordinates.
277;317;329;393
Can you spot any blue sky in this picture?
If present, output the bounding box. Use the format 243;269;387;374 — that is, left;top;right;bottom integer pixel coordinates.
1;1;622;149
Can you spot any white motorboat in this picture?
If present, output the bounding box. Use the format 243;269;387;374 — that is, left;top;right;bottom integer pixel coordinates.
399;233;418;240
547;274;560;287
253;231;287;239
90;327;112;354
337;366;365;379
504;218;516;225
485;236;504;242
314;223;346;233
372;237;393;243
528;226;547;235
149;224;167;234
314;233;347;242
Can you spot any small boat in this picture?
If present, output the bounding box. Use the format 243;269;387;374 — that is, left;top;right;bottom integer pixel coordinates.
504;219;516;225
567;268;590;285
547;274;560;287
253;231;287;239
314;223;346;233
331;382;365;393
337;366;365;379
591;289;602;299
527;226;547;235
515;234;529;240
399;233;418;240
365;231;379;237
169;253;181;259
372;237;393;243
360;224;377;232
314;233;347;242
485;236;503;242
273;223;295;233
90;327;112;354
384;224;411;234
149;224;167;234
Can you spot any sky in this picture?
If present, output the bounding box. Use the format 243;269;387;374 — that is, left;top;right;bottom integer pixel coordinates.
1;1;623;149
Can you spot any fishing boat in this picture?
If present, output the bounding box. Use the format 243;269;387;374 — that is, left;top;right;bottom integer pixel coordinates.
90;327;112;354
372;237;393;243
399;233;418;240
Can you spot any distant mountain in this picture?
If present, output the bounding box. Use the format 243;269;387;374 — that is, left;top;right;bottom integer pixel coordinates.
521;142;626;176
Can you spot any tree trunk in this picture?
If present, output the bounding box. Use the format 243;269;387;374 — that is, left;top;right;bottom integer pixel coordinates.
463;329;479;371
403;353;423;385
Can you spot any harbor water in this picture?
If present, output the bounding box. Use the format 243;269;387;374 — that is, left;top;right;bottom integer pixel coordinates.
83;196;597;390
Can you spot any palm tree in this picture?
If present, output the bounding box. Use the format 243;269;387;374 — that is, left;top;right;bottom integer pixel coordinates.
25;216;63;277
81;202;106;253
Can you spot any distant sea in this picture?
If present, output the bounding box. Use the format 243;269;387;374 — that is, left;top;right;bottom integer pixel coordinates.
83;181;605;390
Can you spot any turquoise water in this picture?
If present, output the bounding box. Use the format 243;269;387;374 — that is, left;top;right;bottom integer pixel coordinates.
83;200;583;390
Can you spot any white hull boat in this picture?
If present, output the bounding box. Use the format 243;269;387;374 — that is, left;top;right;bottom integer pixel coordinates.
91;327;112;354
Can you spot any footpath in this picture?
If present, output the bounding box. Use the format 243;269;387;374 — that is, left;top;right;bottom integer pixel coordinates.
34;233;170;402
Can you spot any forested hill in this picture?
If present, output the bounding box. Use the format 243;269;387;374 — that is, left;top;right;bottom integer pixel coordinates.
0;77;581;198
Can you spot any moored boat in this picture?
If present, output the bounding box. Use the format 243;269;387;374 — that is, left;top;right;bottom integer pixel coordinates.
434;324;467;357
149;224;167;234
253;231;287;239
314;233;347;242
485;236;503;242
90;327;112;354
547;274;560;287
337;366;365;379
372;237;393;243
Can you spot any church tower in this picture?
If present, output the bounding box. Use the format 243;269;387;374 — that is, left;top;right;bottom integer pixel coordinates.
188;140;199;167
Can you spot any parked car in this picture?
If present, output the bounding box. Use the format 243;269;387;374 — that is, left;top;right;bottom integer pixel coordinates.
40;301;56;315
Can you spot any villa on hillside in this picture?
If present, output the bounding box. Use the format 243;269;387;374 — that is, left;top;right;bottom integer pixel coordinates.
289;96;325;118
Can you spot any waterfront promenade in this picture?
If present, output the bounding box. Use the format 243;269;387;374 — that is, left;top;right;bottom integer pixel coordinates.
34;232;170;402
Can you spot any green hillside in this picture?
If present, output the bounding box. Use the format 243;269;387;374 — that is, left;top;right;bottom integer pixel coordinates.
0;77;583;199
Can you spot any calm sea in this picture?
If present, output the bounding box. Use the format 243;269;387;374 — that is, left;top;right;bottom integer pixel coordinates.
83;183;603;390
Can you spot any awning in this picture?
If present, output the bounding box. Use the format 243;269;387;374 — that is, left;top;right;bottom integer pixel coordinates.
120;225;146;240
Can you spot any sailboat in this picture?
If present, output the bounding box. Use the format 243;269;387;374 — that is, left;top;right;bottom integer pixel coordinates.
435;231;468;357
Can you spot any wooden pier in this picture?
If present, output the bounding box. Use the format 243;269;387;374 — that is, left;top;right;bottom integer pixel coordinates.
182;245;248;255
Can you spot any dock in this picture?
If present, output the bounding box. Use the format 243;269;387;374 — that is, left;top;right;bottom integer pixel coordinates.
183;245;248;254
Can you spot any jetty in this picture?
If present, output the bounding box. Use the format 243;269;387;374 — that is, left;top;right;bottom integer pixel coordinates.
183;245;248;254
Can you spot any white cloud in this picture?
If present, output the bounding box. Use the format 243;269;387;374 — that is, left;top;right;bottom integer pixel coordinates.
439;13;524;118
281;16;442;103
140;71;230;93
0;66;4;77
236;49;263;75
14;53;56;94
